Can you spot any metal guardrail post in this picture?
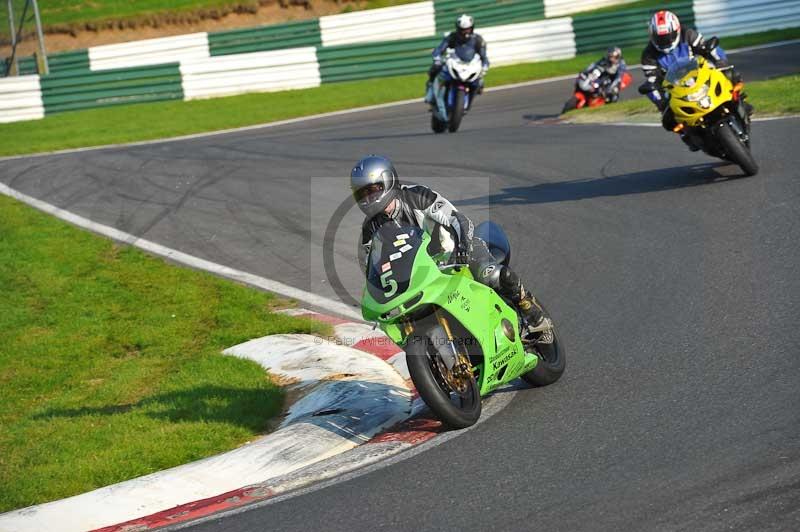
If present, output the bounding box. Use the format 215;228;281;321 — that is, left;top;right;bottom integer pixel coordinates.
5;0;19;76
31;0;48;74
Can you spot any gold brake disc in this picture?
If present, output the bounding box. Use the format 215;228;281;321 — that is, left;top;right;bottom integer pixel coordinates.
438;352;473;395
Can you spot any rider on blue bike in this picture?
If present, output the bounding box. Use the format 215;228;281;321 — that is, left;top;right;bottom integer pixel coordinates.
424;14;490;103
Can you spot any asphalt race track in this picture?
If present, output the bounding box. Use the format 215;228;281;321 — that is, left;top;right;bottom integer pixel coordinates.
1;43;799;531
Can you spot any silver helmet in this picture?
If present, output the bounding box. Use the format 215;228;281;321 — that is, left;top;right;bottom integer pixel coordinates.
350;155;399;217
455;14;474;42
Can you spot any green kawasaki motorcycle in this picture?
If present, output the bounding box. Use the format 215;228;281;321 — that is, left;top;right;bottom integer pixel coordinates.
361;221;566;428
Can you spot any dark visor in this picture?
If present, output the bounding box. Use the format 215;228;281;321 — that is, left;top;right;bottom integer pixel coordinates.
654;31;677;49
354;182;385;204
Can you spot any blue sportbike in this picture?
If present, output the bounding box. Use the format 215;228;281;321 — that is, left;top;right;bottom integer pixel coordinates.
430;45;484;133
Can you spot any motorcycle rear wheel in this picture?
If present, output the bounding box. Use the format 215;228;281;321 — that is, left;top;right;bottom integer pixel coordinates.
520;303;566;387
448;90;466;132
716;120;758;176
406;332;481;429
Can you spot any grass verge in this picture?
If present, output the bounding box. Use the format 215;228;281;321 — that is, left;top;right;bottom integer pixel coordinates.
0;193;330;512
0;28;797;158
564;74;800;124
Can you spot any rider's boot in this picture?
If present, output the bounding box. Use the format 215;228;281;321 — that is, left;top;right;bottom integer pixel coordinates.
499;267;553;342
741;95;754;117
726;69;754;117
424;80;434;103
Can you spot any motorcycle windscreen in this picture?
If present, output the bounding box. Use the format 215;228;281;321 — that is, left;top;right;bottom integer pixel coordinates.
454;44;476;63
666;57;699;86
366;224;424;305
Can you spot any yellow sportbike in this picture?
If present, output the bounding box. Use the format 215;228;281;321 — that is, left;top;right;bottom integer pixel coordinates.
663;56;757;176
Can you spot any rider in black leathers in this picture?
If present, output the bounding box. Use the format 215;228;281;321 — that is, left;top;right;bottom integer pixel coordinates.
351;155;552;337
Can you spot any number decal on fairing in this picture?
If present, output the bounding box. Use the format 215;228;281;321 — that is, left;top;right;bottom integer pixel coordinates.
380;270;398;298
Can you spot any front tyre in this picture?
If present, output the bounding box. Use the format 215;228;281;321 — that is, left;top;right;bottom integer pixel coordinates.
716;120;758;176
406;333;481;428
521;303;566;387
561;96;578;114
448;89;466;132
431;114;447;134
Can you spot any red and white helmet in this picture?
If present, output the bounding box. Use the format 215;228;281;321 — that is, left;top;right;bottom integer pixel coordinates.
649;10;681;53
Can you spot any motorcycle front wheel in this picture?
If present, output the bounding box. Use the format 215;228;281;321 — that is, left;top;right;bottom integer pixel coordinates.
561;95;578;114
431;114;447;134
716;120;758;176
448;89;466;132
406;332;481;428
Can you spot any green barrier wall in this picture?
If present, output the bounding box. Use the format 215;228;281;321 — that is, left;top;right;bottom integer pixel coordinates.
572;1;695;54
14;49;90;76
434;0;546;34
41;63;183;114
208;19;321;56
318;36;438;83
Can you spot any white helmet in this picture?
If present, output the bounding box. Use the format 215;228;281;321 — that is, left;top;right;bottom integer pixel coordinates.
455;14;474;42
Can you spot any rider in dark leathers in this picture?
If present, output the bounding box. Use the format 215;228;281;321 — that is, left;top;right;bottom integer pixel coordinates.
424;14;490;103
351;155;552;337
578;46;628;103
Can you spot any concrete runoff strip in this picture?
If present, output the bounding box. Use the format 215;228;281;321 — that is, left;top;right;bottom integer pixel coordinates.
89;417;449;532
0;333;413;532
60;309;442;532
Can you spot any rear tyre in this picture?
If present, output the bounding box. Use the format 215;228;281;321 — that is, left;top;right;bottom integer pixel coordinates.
431;114;447;134
521;303;566;387
406;332;481;429
561;96;578;115
716;120;758;176
448;90;466;132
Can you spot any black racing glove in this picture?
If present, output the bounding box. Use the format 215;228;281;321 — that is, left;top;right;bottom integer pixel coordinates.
695;36;720;59
453;211;474;264
452;234;472;265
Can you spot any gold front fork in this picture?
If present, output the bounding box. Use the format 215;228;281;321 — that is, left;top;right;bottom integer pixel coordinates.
434;308;474;386
435;308;455;341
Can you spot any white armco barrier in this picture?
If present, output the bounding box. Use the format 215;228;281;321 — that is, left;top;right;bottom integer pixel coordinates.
320;2;436;47
482;18;577;66
0;75;44;123
544;0;637;18
693;0;800;37
180;47;321;101
89;33;210;71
